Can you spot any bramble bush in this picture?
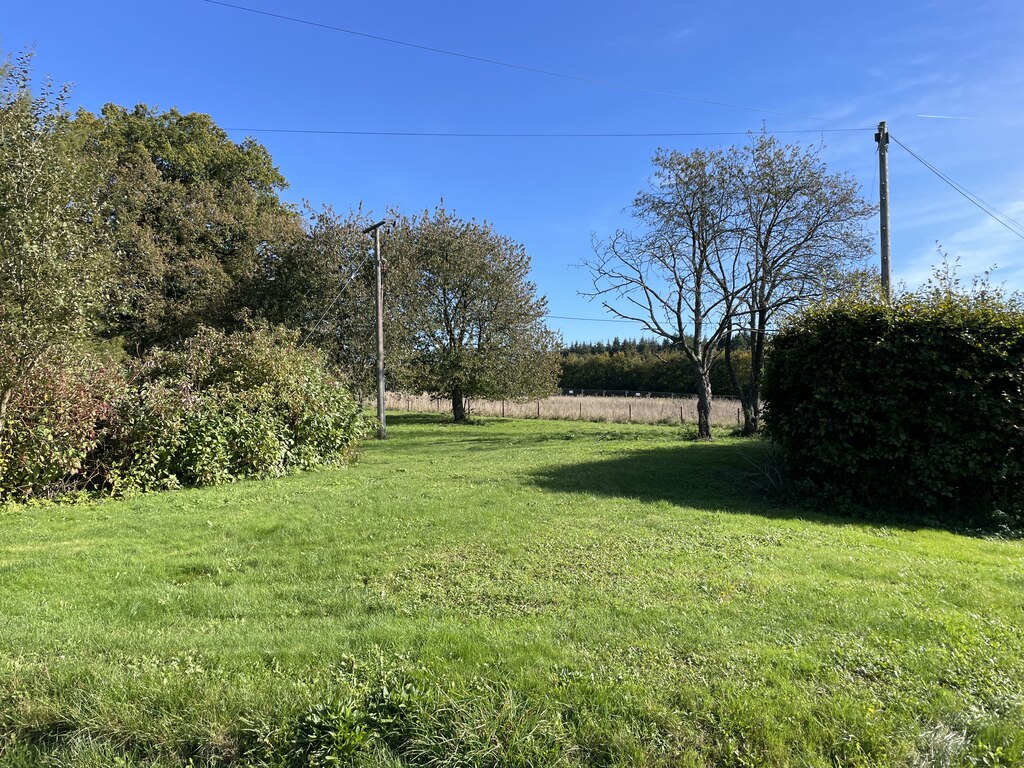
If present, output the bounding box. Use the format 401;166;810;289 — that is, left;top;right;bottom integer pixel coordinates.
0;327;370;501
762;282;1024;528
102;326;371;492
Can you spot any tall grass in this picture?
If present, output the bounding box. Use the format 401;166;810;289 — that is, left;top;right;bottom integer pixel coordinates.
386;392;743;426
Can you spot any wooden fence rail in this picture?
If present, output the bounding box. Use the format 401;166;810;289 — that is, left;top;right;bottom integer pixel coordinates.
385;392;743;427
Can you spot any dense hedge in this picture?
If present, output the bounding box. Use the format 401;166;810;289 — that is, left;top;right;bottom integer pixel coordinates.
0;327;369;502
763;292;1024;528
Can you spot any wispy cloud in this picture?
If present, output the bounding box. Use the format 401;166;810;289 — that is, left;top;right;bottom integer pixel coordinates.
902;199;1024;287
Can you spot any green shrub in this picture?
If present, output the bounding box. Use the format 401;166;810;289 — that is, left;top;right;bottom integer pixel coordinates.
102;326;369;492
762;286;1024;528
0;350;122;502
0;326;368;501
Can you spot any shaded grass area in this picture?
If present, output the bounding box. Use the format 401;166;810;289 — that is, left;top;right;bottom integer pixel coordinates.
0;414;1022;766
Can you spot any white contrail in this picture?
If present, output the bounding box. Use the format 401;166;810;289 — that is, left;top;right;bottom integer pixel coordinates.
916;114;981;120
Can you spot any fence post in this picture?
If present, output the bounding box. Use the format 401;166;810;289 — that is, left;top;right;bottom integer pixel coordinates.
680;405;684;424
537;399;541;419
579;402;583;420
501;400;505;418
737;407;741;425
628;402;632;422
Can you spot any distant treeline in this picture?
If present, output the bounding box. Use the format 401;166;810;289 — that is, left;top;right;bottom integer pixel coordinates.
559;337;751;397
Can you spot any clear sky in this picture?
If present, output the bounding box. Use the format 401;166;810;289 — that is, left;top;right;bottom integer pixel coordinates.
6;0;1023;342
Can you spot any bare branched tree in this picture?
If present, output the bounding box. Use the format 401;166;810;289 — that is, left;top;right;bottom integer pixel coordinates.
589;136;874;439
587;148;746;440
725;133;874;433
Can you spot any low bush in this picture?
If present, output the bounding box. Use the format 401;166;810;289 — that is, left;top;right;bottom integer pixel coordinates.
101;326;370;492
0;350;122;501
0;326;369;501
762;284;1024;528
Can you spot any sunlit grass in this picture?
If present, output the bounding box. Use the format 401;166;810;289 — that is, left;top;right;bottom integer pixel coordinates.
0;414;1021;766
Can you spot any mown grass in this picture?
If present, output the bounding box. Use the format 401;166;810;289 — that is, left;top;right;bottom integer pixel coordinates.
0;414;1021;767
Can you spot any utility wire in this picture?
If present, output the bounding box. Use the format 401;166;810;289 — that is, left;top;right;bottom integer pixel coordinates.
223;127;871;139
890;135;1024;241
203;0;834;123
300;263;371;346
546;314;644;324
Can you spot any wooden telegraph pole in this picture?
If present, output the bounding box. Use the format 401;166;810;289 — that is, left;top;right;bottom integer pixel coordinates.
363;220;388;439
875;121;892;302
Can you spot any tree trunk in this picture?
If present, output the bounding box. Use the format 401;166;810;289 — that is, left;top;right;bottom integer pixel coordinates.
0;391;12;438
744;390;760;435
745;317;767;435
723;336;756;435
0;387;11;436
724;329;763;436
451;386;466;422
694;366;714;441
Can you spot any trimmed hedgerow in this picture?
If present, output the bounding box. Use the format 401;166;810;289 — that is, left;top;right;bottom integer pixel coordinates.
762;288;1024;528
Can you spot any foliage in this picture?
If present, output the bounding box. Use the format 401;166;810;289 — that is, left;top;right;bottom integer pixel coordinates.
763;279;1024;527
72;103;303;349
1;416;1022;765
724;131;874;434
101;326;369;492
0;50;112;433
590;134;873;438
559;337;749;396
388;205;561;421
0;348;121;502
0;326;367;501
260;205;400;397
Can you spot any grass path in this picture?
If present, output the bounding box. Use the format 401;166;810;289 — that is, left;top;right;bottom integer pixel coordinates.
0;415;1022;766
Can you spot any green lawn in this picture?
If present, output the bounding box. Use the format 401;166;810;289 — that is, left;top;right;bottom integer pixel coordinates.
1;415;1021;767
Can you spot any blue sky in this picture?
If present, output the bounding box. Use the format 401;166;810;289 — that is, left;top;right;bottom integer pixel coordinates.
6;0;1023;342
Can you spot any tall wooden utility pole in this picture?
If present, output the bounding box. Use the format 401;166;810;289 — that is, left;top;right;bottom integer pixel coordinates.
875;121;892;302
363;220;388;439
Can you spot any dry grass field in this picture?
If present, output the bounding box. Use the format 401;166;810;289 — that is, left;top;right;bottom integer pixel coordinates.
386;391;743;427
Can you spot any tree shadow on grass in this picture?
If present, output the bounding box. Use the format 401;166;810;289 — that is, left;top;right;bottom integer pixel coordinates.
531;440;944;533
386;413;451;427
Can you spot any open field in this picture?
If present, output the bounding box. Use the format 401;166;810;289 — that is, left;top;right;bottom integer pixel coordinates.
386;392;744;427
1;415;1022;766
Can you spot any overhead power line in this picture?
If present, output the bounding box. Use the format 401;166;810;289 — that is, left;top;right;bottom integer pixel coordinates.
890;135;1024;241
546;315;644;324
203;0;834;123
223;127;871;139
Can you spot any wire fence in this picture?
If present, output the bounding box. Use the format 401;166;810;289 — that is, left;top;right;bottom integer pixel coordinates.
386;392;744;427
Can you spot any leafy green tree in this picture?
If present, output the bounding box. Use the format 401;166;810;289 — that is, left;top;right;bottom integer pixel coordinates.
389;205;561;421
259;205;384;395
73;104;303;349
0;51;111;432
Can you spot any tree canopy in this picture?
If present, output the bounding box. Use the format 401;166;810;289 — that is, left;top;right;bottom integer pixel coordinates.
388;205;561;421
590;133;873;438
0;52;111;431
72;103;303;349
